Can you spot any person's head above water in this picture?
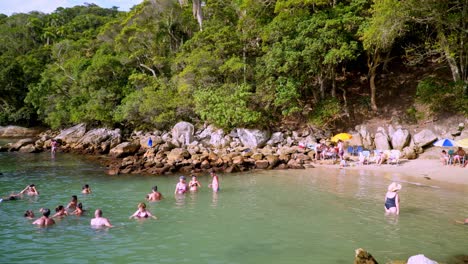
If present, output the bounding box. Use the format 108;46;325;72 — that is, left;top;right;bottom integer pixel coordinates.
55;205;65;212
42;208;51;217
152;186;158;192
71;195;78;201
95;209;103;217
179;176;186;181
77;203;83;209
138;202;146;209
82;184;89;189
24;210;34;218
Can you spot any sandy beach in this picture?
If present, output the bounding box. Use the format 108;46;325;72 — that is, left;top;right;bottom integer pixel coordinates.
313;155;468;189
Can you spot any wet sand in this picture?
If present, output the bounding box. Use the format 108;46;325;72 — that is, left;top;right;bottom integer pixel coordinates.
313;158;468;189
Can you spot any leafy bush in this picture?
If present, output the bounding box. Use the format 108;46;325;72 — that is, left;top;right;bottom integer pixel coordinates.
308;98;341;127
416;78;468;116
194;84;262;130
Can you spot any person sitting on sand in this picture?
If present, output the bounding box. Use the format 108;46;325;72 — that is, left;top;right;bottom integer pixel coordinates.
376;151;387;166
147;186;163;201
174;176;188;194
189;175;202;191
52;205;69;218
129;202;157;220
66;195;78;210
453;147;466;166
91;209;112;227
33;208;55;226
440;150;449;165
82;184;91;194
384;182;401;215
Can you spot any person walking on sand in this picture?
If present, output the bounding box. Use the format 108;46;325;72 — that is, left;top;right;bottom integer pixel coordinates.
91;209;112;227
33;208;55;226
147;185;163;201
208;170;219;192
384;182;401;215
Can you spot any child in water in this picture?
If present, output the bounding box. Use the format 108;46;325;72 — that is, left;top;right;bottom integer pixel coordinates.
82;184;91;194
174;176;188;194
208;170;219;192
189;175;201;191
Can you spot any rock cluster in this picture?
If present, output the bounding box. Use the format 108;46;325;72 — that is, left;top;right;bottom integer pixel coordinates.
1;120;466;175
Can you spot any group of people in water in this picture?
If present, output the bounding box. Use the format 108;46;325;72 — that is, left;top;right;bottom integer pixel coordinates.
2;170;221;228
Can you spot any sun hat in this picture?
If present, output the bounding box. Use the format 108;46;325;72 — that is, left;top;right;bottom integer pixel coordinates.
387;182;402;192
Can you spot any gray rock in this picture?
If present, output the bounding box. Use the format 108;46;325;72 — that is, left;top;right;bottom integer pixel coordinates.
55;123;87;144
413;129;437;147
0;126;41;137
172;121;194;146
19;144;37;153
109;141;140;158
9;138;36;151
167;148;191;163
347;132;362;147
374;127;390;150
359;126;373;149
255;160;269;169
391;128;410;150
77;128;121;151
266;132;284;146
237;129;270;148
402;146;417;159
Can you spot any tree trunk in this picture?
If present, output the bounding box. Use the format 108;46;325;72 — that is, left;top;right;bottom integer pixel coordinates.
318;74;326;100
192;0;203;31
438;31;461;82
369;67;378;112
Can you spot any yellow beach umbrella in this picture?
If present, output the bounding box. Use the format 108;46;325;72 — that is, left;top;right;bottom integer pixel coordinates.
331;133;352;142
456;138;468;148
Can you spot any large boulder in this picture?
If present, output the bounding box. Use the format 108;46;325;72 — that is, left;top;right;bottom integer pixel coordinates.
0;126;41;137
413;129;437;148
374;127;391;150
76;128;121;151
391;128;410;150
407;254;438;264
9;138;36;151
172;121;194;146
167;148;191;163
109;141;140;158
237;129;270;148
55;123;87;144
358;126;373;149
19;144;38;153
266;132;284;146
347;132;362;147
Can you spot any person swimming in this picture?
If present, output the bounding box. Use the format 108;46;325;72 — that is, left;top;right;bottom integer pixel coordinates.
33;208;55;226
81;184;91;194
129;202;157;220
52;205;69;218
91;209;112;228
24;210;35;219
20;184;39;196
147;185;163;201
71;203;84;216
67;195;78;210
174;176;188;194
189;175;201;191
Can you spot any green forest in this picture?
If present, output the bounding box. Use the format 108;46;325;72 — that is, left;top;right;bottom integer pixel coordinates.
0;0;466;131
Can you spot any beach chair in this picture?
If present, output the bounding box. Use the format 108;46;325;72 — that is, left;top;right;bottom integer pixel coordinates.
447;149;455;165
356;146;363;155
387;150;400;165
347;146;354;156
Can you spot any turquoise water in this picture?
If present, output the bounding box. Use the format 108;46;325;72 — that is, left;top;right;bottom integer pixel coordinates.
1;151;468;263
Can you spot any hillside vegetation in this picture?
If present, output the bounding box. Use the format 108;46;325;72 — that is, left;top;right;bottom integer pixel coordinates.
0;0;466;131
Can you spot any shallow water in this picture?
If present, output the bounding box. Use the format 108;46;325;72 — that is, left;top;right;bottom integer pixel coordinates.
0;151;468;263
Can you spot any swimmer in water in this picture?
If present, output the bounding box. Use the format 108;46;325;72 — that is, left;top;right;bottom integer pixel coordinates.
384;182;401;215
33;208;55;226
129;202;157;220
174;176;188;194
81;184;91;194
52;205;69;218
146;185;163;201
208;170;220;192
66;195;78;210
189;175;201;191
20;184;39;196
90;209;113;228
71;203;84;216
24;210;35;219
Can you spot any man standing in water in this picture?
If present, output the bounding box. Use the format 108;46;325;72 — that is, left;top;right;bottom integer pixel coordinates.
32;208;55;226
146;185;163;201
91;209;113;227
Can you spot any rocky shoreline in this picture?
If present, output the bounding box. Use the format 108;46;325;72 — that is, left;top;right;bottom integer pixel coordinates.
0;120;466;176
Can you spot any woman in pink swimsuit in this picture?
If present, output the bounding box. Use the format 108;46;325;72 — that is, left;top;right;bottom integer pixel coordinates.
174;176;188;194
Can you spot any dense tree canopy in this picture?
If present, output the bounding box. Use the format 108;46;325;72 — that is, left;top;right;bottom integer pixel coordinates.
0;0;466;130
